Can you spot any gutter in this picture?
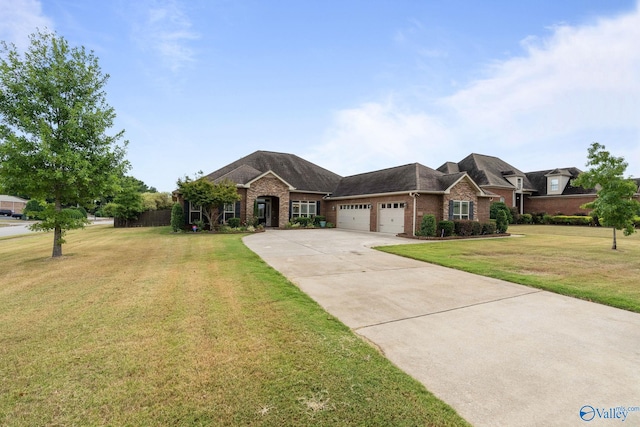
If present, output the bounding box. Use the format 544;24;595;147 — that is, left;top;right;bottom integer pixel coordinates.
409;192;420;237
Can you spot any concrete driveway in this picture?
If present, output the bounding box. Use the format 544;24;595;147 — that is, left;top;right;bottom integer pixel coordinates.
244;229;640;427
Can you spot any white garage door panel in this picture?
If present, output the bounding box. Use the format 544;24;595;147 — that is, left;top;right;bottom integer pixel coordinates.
337;205;370;231
378;203;405;234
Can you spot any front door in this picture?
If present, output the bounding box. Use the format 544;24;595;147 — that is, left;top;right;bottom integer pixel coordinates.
256;198;272;226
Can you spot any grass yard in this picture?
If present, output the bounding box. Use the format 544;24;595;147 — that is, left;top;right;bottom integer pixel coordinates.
0;226;468;426
378;225;640;313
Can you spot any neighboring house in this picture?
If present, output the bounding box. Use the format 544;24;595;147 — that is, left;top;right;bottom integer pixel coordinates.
438;153;537;215
180;150;493;235
524;168;596;215
0;195;28;214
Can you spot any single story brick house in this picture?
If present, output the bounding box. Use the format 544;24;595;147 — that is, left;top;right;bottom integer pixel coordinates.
180;150;493;235
0;195;28;215
180;150;639;233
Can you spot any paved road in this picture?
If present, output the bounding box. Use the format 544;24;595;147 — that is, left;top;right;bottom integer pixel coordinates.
0;218;114;238
244;229;640;427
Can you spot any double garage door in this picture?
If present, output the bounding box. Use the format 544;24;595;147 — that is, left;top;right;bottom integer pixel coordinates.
337;204;371;231
337;202;405;234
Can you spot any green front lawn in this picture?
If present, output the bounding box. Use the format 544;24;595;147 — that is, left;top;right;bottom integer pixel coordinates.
0;226;468;426
377;225;640;313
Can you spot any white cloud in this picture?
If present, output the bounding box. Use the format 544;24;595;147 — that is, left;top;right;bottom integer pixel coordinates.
0;0;54;50
305;100;454;176
130;0;199;72
312;4;640;177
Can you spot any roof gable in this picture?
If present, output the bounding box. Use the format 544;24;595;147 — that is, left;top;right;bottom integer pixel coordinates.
204;150;342;193
452;153;536;191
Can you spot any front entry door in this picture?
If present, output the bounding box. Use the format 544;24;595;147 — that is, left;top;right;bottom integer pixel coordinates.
256;198;272;226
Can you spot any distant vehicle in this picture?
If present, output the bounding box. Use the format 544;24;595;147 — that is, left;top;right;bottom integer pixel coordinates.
11;212;24;219
0;209;12;216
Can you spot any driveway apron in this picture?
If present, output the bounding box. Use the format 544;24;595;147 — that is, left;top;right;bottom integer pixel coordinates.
244;229;640;427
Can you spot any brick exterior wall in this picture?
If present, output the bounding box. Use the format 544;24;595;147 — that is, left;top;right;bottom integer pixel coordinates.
483;187;515;207
325;182;491;235
525;195;595;215
443;179;485;222
246;175;291;228
0;199;27;214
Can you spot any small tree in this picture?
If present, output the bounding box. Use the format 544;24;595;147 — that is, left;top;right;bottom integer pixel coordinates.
418;214;437;237
490;202;513;223
111;177;144;226
176;176;241;227
170;202;184;232
573;143;640;250
496;210;509;234
0;31;128;256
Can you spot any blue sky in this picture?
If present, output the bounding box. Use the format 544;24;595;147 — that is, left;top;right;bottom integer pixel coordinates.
2;0;639;192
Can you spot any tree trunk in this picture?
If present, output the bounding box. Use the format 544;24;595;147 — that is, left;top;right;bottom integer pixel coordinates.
52;225;63;257
611;227;617;250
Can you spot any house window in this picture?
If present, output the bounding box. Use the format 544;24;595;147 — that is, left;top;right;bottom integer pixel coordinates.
189;202;201;223
516;178;523;190
291;201;317;218
550;178;559;192
223;203;236;223
452;201;470;220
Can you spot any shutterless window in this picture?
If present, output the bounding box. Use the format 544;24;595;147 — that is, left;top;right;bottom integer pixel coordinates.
189;202;201;223
292;201;316;218
223;203;235;223
550;178;559;192
452;201;470;220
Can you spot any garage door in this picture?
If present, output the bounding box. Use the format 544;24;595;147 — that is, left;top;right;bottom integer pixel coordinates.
378;202;405;234
337;204;371;231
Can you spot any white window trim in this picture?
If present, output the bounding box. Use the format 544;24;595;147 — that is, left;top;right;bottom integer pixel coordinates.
291;201;317;218
452;200;470;220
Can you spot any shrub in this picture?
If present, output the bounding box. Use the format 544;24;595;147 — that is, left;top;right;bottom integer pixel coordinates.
293;217;313;227
471;221;483;235
170;203;184;232
454;220;474;236
520;213;533;224
62;208;85;220
313;215;326;226
548;215;594;226
25;199;46;220
418;214;437;237
490;202;513;223
228;217;241;228
438;220;454;237
542;214;552;225
325;222;334;228
633;216;640;228
496;210;509;233
482;221;497;235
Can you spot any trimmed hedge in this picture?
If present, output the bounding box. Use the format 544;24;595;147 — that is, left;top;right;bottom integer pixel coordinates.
548;215;594;226
438;220;454;237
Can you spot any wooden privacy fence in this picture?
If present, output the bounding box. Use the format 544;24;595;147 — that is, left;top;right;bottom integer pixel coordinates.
114;209;172;228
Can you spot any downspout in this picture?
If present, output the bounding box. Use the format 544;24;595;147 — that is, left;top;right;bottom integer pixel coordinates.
409;192;420;236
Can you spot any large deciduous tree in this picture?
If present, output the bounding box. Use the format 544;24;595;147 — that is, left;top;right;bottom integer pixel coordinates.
176;176;241;227
0;30;128;257
573;143;640;250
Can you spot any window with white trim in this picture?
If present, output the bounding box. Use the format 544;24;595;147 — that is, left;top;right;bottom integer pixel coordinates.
291;201;317;218
452;201;470;220
223;203;236;223
550;178;559;192
189;202;201;223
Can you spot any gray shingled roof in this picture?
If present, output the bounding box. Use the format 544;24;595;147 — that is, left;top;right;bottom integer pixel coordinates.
330;163;469;197
204;150;342;193
440;153;536;191
526;167;594;196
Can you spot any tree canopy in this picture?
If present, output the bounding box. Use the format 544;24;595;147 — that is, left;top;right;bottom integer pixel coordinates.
0;30;129;256
573;142;640;249
176;175;241;227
